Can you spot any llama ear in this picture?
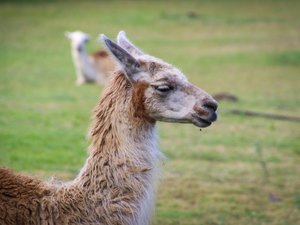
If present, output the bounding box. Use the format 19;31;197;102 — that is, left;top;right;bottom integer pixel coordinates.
117;31;143;56
65;31;72;39
100;34;141;82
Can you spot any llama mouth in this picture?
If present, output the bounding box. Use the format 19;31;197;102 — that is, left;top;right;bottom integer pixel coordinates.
191;114;212;128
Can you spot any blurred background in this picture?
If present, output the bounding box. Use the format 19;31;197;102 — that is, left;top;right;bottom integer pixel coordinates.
0;0;299;224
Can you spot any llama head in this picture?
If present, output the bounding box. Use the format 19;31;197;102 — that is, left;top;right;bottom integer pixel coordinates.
65;31;90;51
100;32;218;128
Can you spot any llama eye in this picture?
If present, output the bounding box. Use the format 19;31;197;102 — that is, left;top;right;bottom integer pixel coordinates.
153;85;174;93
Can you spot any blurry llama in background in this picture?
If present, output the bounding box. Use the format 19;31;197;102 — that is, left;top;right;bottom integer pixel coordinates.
65;31;116;85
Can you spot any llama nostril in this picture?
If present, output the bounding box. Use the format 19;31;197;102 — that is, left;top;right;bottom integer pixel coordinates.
203;100;218;111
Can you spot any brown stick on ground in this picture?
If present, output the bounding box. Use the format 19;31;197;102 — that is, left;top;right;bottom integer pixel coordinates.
229;109;300;123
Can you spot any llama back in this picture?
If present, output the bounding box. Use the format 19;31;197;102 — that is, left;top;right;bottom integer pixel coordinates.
90;50;117;83
0;168;54;225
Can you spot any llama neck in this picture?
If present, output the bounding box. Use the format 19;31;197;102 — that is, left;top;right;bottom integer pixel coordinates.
71;45;89;65
71;45;97;81
73;72;161;224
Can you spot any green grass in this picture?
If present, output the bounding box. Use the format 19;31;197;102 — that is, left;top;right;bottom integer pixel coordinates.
1;0;300;224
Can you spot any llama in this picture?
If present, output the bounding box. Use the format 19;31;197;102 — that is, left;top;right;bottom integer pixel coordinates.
65;31;116;85
0;31;218;225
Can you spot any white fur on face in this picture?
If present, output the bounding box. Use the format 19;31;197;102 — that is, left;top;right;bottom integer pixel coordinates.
135;55;216;128
143;78;196;123
66;31;90;49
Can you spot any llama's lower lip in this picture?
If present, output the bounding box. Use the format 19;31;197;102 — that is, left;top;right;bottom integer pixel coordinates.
192;115;212;128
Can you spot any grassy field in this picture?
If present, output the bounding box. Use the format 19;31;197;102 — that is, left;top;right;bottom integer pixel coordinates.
1;0;300;224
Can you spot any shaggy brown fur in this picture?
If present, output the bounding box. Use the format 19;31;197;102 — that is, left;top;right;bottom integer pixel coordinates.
0;72;159;225
0;168;53;224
